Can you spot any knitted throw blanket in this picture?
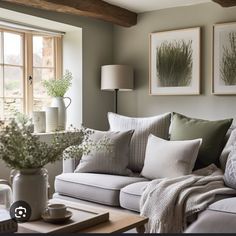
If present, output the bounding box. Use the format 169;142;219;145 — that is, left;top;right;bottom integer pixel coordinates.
140;164;236;233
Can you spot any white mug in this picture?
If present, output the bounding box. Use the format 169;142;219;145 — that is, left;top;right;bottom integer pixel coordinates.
46;204;67;218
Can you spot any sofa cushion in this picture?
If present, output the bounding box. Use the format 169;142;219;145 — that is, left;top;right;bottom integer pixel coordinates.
185;209;236;233
220;128;236;171
141;135;202;179
75;129;133;176
185;197;236;233
208;197;236;214
55;173;147;206
108;112;171;172
224;146;236;189
170;112;233;169
120;181;149;212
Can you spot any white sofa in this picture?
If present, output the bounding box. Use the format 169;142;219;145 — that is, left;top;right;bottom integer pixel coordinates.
54;157;148;212
53;112;236;233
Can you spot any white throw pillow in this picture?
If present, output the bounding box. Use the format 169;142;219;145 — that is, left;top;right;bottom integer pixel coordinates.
141;134;202;179
224;145;236;189
108;112;171;172
75;129;133;176
220;128;236;171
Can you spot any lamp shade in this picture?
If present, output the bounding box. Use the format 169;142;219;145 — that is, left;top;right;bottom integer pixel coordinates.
101;65;134;91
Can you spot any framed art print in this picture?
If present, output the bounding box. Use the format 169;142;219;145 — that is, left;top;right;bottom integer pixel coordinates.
149;27;200;95
213;22;236;94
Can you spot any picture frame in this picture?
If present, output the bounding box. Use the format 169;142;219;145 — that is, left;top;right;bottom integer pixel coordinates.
149;27;201;95
213;22;236;95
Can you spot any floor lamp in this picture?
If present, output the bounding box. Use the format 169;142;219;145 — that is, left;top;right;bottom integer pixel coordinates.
101;65;134;114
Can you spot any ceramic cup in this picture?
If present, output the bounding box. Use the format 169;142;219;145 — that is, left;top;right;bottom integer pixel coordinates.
45;107;58;132
47;204;67;218
32;111;46;133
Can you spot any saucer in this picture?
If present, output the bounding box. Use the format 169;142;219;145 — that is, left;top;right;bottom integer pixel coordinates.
41;210;72;224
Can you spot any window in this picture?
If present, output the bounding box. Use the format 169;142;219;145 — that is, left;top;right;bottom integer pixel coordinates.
0;28;62;120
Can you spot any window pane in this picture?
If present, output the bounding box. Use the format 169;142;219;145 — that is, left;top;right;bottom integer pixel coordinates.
0;32;2;64
4;98;23;119
4;66;23;97
33;99;51;111
4;32;23;65
33;36;54;67
0;99;3;120
33;68;54;98
0;66;3;97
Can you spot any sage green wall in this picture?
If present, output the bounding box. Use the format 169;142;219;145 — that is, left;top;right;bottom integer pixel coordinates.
113;2;236;121
0;1;113;130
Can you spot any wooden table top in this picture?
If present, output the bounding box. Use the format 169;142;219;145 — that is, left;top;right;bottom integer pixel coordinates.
18;198;148;234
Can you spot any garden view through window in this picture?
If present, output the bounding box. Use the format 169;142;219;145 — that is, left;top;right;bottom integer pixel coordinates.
0;28;62;120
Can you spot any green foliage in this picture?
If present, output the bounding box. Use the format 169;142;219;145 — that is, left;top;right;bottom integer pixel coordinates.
156;40;193;87
220;32;236;85
0;120;110;170
42;70;72;97
14;112;32;127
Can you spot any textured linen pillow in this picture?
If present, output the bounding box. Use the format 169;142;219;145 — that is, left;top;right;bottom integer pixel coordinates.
170;113;233;169
141;134;202;179
224;146;236;189
108;112;171;172
220;128;236;171
75;129;133;176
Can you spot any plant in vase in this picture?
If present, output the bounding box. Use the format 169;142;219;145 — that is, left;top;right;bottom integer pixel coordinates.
43;70;73;130
0;119;110;221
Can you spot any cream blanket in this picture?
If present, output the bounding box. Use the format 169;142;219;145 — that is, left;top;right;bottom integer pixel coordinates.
140;164;236;233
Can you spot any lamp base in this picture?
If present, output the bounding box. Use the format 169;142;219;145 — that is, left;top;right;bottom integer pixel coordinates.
114;89;119;114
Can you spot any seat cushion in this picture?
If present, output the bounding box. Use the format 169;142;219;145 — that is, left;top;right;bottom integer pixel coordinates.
55;173;147;206
120;181;150;212
185;209;236;233
208;197;236;213
185;197;236;233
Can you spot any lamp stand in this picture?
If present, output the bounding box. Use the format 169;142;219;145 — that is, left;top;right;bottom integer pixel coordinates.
114;89;119;114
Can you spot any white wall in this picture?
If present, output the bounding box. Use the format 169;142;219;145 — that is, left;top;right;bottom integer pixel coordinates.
64;30;83;128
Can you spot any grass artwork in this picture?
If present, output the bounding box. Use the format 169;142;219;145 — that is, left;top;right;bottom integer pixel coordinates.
156;40;193;87
220;32;236;86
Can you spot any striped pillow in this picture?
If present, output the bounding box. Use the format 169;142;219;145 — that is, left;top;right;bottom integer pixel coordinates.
108;112;171;172
75;129;134;176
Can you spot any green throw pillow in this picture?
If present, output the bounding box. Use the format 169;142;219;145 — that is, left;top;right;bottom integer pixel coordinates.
170;113;233;169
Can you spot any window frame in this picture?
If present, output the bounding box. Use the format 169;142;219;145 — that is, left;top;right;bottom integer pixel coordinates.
0;27;62;118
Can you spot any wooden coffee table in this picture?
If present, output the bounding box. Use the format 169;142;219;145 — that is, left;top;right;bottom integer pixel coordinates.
18;199;148;234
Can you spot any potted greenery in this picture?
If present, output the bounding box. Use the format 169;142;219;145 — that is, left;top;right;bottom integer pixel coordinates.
43;70;73;130
0;120;108;221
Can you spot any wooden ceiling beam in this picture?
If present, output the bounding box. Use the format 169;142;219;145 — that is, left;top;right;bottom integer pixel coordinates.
0;0;137;27
212;0;236;7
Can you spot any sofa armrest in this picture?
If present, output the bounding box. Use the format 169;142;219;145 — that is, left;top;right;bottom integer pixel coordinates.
62;146;82;173
63;158;80;173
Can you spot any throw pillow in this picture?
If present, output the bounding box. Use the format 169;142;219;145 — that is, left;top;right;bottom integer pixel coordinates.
108;112;171;172
220;128;236;171
224;145;236;189
75;129;133;176
170;113;233;169
141;134;202;179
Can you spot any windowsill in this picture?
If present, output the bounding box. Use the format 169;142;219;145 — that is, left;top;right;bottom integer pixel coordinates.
33;130;68;136
33;130;69;144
